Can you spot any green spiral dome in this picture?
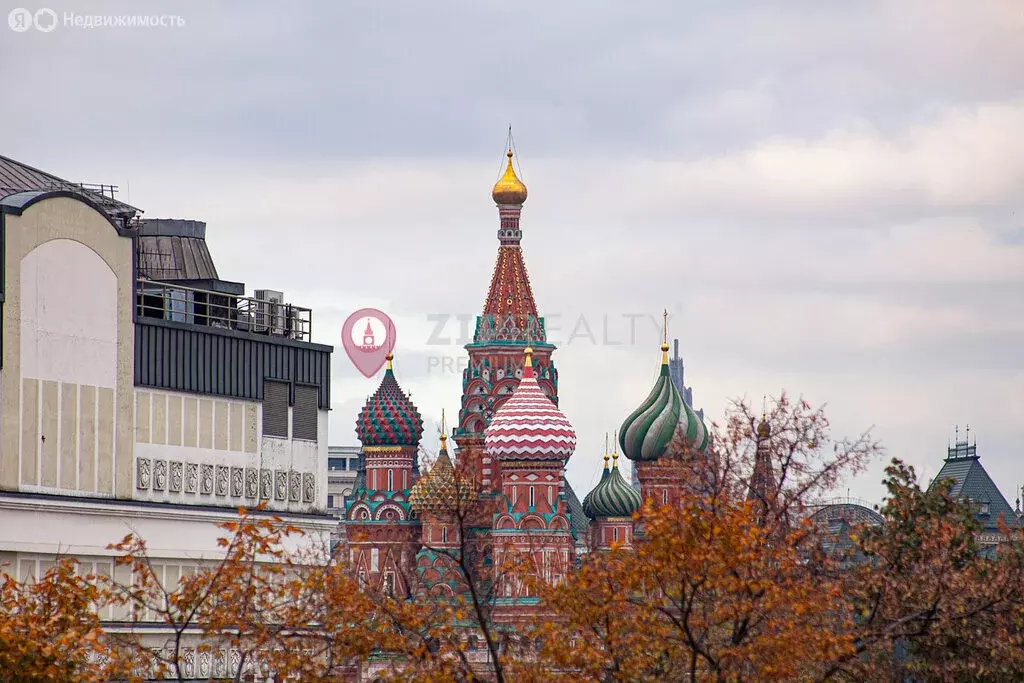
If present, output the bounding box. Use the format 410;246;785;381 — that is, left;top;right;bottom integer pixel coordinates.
619;344;709;461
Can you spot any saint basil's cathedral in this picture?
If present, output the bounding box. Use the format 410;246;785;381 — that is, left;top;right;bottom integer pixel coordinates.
341;148;715;614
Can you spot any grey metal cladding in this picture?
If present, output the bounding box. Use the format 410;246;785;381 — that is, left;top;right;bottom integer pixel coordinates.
292;384;319;441
134;318;331;408
262;380;290;438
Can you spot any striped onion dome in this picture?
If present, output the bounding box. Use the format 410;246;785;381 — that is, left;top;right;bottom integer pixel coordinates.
620;343;709;461
355;354;424;447
583;453;642;519
485;347;577;461
409;415;472;513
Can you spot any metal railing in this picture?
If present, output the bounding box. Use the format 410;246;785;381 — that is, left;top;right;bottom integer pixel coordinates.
809;496;878;510
136;279;313;342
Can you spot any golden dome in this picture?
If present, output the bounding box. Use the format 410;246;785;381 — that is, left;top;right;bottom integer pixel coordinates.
491;150;528;205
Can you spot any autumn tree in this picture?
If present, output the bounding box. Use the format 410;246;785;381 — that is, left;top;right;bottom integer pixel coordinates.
0;558;137;683
824;460;1024;681
521;393;878;682
9;394;1024;682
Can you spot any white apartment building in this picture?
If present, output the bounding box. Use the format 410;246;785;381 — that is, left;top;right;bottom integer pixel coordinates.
0;155;336;679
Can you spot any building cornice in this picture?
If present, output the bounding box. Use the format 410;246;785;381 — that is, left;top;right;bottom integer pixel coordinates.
0;490;337;529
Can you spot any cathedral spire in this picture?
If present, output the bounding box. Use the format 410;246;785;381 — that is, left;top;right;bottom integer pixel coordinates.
748;411;777;525
478;146;542;343
457;138;558;442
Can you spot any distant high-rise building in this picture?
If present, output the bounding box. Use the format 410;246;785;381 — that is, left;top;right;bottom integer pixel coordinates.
326;445;361;514
631;338;703;491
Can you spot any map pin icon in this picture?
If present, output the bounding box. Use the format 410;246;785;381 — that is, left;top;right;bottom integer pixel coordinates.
341;308;396;378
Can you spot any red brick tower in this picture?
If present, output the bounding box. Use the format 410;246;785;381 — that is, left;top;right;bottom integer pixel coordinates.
484;347;577;618
619;317;710;508
345;353;423;598
454;149;558;497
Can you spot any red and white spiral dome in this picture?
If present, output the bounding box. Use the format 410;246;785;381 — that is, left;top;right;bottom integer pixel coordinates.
484;347;576;461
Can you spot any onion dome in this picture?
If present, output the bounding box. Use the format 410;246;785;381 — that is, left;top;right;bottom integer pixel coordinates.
584;451;642;519
491;150;528;205
756;413;771;439
355;353;424;447
485;347;576;461
410;412;471;513
620;342;709;461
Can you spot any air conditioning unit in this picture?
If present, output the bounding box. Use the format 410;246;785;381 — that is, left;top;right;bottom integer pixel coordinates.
288;306;305;340
254;289;285;335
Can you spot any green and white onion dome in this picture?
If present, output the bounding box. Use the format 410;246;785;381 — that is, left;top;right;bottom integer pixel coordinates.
583;453;642;519
619;343;709;461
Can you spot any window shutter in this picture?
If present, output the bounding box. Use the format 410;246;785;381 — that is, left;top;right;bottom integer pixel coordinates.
292;384;319;441
262;380;290;437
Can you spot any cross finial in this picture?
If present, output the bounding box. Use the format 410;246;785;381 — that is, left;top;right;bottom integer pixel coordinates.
437;409;449;455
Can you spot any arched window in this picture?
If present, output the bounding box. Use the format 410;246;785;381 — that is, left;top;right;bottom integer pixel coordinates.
662;489;668;506
613;527;619;542
529;486;535;508
442;526;448;544
387;469;394;491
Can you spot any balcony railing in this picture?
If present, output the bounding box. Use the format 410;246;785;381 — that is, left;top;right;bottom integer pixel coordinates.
136;279;313;343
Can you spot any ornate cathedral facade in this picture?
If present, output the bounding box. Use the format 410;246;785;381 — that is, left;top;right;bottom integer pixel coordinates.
340;148;716;622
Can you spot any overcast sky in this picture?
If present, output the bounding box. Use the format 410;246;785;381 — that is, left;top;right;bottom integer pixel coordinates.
3;0;1022;505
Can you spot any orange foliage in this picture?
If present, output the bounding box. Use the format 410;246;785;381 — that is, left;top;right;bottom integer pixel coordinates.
525;498;855;682
5;397;1024;681
0;559;136;682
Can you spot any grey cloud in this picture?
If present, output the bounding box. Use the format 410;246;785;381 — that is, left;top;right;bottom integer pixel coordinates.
4;1;1023;164
4;0;1022;505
